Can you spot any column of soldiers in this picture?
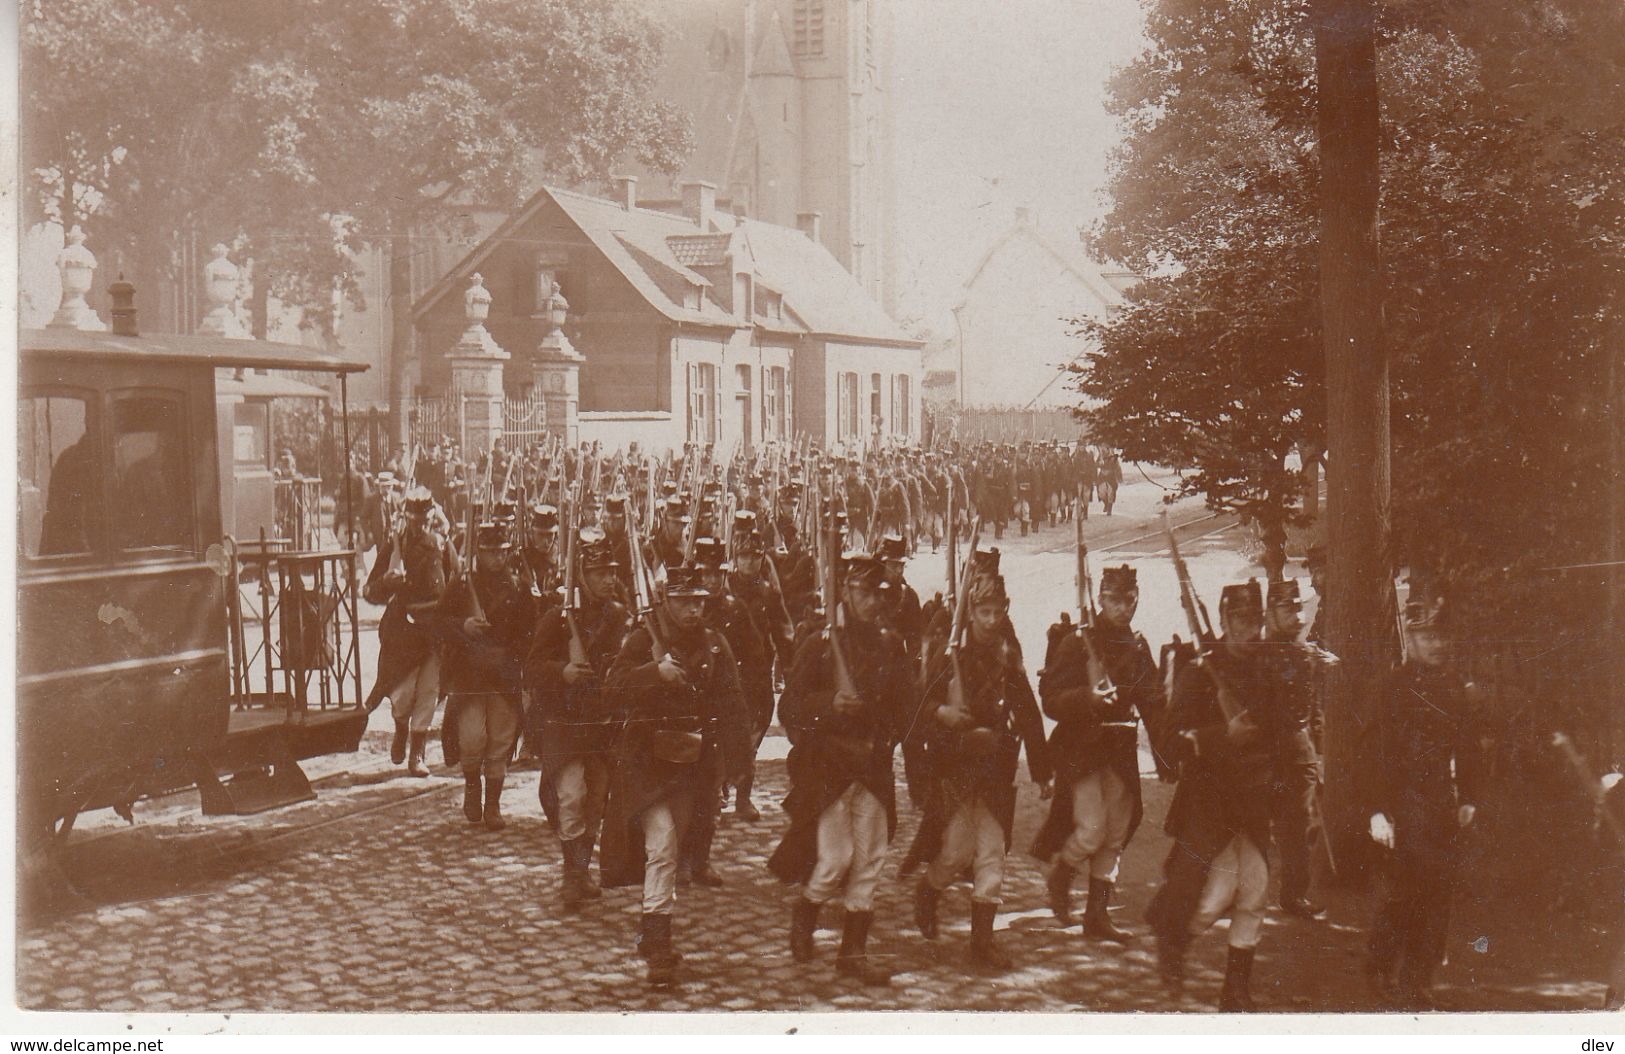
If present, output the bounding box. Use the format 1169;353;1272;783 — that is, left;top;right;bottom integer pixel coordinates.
360;440;1483;1011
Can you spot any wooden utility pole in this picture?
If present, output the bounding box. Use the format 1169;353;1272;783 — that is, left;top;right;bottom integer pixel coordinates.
1313;0;1391;878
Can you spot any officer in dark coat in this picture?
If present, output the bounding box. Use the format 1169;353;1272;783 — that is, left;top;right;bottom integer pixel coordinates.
1260;578;1327;920
1033;564;1167;945
904;567;1050;971
1146;579;1277;1011
1360;596;1486;1010
526;528;631;907
770;552;918;987
877;533;924;661
364;487;456;777
600;567;752;988
436;522;536;831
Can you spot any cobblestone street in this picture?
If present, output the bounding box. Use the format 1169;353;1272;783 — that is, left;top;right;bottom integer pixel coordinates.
16;480;1612;1016
20;746;1610;1015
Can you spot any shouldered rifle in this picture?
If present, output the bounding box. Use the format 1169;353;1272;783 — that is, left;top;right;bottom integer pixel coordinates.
563;484;589;667
465;492;486;623
1161;510;1241;722
627;514;671;664
940;516;983;716
1076;498;1128;726
820;496;858;699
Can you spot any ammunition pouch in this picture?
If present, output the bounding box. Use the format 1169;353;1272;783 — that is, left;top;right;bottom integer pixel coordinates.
818;732;877;772
644;728;704;765
952;726;1020;782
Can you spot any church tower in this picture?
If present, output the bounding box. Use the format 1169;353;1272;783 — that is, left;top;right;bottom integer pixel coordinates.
633;0;897;314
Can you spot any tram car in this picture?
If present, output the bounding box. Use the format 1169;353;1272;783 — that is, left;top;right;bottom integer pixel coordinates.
18;314;371;842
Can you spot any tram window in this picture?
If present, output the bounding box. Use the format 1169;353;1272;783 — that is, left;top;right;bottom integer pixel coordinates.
234;401;271;467
18;393;98;559
112;394;194;552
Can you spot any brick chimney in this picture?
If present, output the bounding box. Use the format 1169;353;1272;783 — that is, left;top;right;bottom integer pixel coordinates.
612;174;638;211
796;211;823;243
680;180;717;230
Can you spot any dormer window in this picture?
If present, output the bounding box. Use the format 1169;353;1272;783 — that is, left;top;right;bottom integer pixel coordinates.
685;283;703;311
734;273;753;318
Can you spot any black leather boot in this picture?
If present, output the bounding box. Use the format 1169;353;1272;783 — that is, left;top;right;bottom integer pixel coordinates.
407;730;431;777
390;720;410;765
462;770;483;823
969;900;1012;972
482;772;506;831
638;912;682;987
835;910;893;986
1083;877;1132;944
1047;861;1076;926
1218;945;1258;1012
913;875;941;940
790;896;821;963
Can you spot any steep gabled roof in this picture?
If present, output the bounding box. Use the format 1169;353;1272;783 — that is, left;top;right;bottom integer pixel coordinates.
729;216;919;345
414;185;918;347
954;223;1130;313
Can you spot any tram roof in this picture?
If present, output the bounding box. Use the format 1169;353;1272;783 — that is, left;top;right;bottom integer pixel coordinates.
20;327;369;375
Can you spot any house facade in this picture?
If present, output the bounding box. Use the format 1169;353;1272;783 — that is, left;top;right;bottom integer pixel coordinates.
939;208;1138;411
410;180;921;454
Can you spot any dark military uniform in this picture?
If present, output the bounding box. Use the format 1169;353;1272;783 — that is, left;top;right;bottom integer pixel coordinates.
1360;640;1486;1005
600;583;752;984
364;492;456;775
1032;604;1167;939
526;537;630;903
771;555;916;985
904;605;1049;969
437;531;537;830
1146;581;1279;1010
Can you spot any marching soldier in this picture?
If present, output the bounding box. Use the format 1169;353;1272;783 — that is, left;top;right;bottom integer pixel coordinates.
600;567;752;987
438;522;536;831
904;564;1050;971
651;496;690;572
770;553;918;987
673;536;763;885
1146;579;1277;1011
1361;595;1486;1010
527;528;631;908
726;522;795;820
1260;578;1327;920
1032;565;1167;945
364;487;456;778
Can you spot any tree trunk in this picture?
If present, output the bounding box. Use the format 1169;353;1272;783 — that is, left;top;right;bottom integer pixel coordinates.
1313;0;1391;883
387;218;414;446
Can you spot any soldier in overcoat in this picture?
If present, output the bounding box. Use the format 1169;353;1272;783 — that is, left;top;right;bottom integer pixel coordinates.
1032;565;1168;945
1360;596;1486;1010
727;523;796;820
599;567;752;987
437;522;537;831
904;567;1050;971
364;488;457;777
526;528;631;907
769;553;918;987
1145;579;1278;1011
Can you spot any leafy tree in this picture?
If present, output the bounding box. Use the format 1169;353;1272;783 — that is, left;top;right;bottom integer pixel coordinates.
20;0;691;352
1076;0;1625;820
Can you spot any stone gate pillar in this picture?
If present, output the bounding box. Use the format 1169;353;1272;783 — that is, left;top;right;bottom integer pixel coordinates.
533;282;582;446
447;273;510;458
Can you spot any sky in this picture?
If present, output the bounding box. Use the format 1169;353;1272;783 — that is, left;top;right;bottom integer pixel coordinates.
888;0;1149;335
